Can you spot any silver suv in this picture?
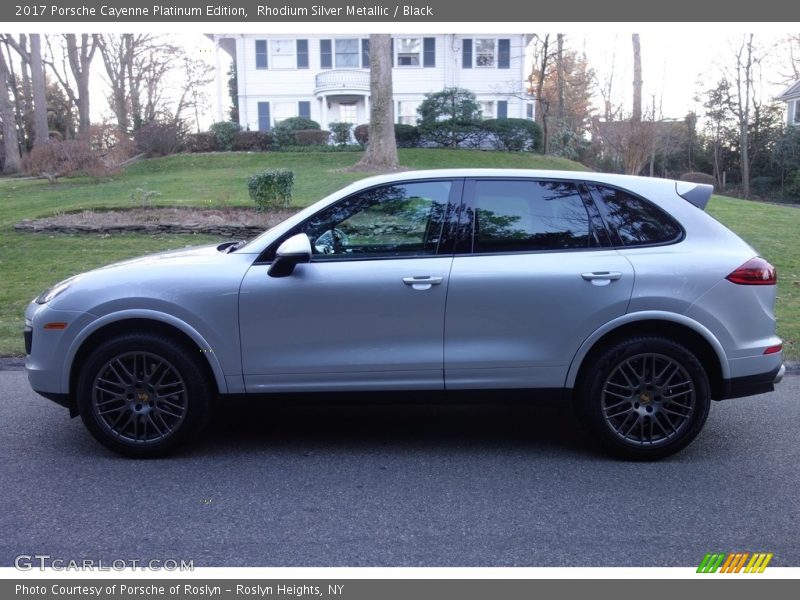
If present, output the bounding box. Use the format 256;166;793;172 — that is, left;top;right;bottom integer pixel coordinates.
24;170;785;459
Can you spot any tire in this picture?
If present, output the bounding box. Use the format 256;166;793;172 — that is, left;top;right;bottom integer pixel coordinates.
577;336;711;460
76;332;212;458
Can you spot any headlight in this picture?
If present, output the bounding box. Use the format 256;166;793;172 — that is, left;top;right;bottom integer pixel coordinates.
35;274;84;305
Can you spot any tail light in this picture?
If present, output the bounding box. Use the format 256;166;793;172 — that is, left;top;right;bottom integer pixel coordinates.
726;257;777;286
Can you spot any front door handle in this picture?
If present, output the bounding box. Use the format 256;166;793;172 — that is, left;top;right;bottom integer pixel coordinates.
402;276;443;290
581;271;623;285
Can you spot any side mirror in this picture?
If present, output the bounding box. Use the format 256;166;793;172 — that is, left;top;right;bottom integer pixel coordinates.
268;233;312;278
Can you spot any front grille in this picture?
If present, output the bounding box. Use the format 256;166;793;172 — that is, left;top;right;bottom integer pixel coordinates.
24;326;32;355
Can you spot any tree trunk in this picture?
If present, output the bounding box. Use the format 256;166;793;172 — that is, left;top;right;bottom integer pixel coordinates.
0;50;22;173
66;34;97;135
353;34;399;172
632;34;642;122
556;34;565;121
29;34;50;146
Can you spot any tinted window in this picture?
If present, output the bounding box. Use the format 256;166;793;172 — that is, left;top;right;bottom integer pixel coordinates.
290;181;452;259
593;185;682;246
473;180;596;253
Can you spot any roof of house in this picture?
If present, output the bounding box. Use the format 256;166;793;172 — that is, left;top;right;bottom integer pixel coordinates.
777;80;800;101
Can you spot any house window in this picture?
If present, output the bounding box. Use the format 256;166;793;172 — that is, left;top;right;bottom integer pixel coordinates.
398;101;420;125
257;102;270;131
297;39;309;69
526;103;534;120
255;40;267;69
272;101;296;125
794;100;800;124
335;39;359;68
339;103;357;124
270;40;295;69
481;101;495;119
396;38;421;67
497;101;508;119
475;39;496;67
320;39;332;69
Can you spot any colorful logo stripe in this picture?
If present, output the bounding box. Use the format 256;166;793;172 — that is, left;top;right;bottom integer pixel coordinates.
697;552;773;573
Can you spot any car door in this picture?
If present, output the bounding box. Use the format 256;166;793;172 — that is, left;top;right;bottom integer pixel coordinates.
444;178;634;390
239;179;461;393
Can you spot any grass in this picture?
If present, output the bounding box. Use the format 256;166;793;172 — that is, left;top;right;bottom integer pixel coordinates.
0;149;797;360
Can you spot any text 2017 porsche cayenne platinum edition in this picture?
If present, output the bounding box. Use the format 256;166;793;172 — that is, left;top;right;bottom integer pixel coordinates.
24;170;785;459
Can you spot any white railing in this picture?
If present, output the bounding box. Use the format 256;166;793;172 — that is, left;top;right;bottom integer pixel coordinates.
314;70;370;94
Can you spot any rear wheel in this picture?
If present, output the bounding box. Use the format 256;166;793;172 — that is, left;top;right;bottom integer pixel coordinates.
577;336;711;460
76;332;212;458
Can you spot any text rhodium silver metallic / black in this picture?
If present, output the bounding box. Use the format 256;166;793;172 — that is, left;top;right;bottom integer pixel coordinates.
23;169;784;459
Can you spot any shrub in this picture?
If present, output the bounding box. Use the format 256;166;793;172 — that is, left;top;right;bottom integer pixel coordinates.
23;139;113;181
394;124;420;148
679;172;716;187
271;123;296;149
354;124;369;147
786;170;800;201
84;124;137;165
209;121;242;151
134;122;184;157
248;168;294;211
329;122;353;146
418;87;483;147
184;133;218;153
294;129;330;146
231;131;273;151
751;176;778;197
281;117;320;131
484;118;542;151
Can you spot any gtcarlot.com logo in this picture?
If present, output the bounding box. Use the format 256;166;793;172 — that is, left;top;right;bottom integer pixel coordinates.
697;552;773;573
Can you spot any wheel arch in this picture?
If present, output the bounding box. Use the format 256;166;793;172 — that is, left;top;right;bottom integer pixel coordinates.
65;311;227;407
567;313;729;400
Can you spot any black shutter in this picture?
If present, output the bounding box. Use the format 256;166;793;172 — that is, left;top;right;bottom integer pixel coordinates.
298;101;311;119
390;37;395;67
258;102;271;131
462;39;472;69
497;101;508;119
296;39;309;68
498;39;510;69
361;39;370;68
320;39;332;69
255;40;268;69
423;37;435;67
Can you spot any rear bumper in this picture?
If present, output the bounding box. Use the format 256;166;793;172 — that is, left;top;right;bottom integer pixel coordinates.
718;364;784;400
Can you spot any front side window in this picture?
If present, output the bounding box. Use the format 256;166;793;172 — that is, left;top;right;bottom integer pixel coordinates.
335;39;359;68
270;39;295;69
473;180;596;253
475;39;496;67
591;185;682;246
290;181;452;259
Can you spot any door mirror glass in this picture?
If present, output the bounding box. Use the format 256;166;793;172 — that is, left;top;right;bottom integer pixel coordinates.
268;233;312;278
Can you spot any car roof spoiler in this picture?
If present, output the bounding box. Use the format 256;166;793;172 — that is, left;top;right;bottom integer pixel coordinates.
676;181;713;210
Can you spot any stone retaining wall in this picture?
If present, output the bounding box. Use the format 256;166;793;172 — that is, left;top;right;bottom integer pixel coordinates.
14;220;265;239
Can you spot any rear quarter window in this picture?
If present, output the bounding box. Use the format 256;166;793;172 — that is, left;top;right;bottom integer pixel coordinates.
591;185;682;246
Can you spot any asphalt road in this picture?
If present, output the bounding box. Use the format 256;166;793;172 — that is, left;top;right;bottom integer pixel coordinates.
1;368;799;567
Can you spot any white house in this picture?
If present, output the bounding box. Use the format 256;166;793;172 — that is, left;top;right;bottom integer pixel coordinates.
777;80;800;127
209;34;535;132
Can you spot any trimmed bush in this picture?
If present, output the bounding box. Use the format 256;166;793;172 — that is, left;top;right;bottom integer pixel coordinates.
679;172;716;187
23;139;114;181
231;131;273;151
484;118;542;152
134;122;184;157
209;121;242;151
354;124;369;147
248;168;294;211
329;122;353;146
281;117;320;131
294;129;330;146
184;133;218;153
271;123;295;149
394;124;420;148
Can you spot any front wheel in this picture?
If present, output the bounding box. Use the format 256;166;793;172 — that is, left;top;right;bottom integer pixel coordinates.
76;332;212;458
577;336;711;460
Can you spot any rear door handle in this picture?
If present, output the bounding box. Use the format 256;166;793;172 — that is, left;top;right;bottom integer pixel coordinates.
402;276;443;290
581;271;623;282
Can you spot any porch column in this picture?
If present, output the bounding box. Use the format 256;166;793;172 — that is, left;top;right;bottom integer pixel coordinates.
214;37;224;122
320;95;328;129
364;95;370;122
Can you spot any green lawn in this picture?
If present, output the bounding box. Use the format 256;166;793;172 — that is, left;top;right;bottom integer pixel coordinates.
0;149;797;360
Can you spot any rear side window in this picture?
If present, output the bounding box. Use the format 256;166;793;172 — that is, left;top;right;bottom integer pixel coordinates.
592;185;682;246
472;180;598;253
